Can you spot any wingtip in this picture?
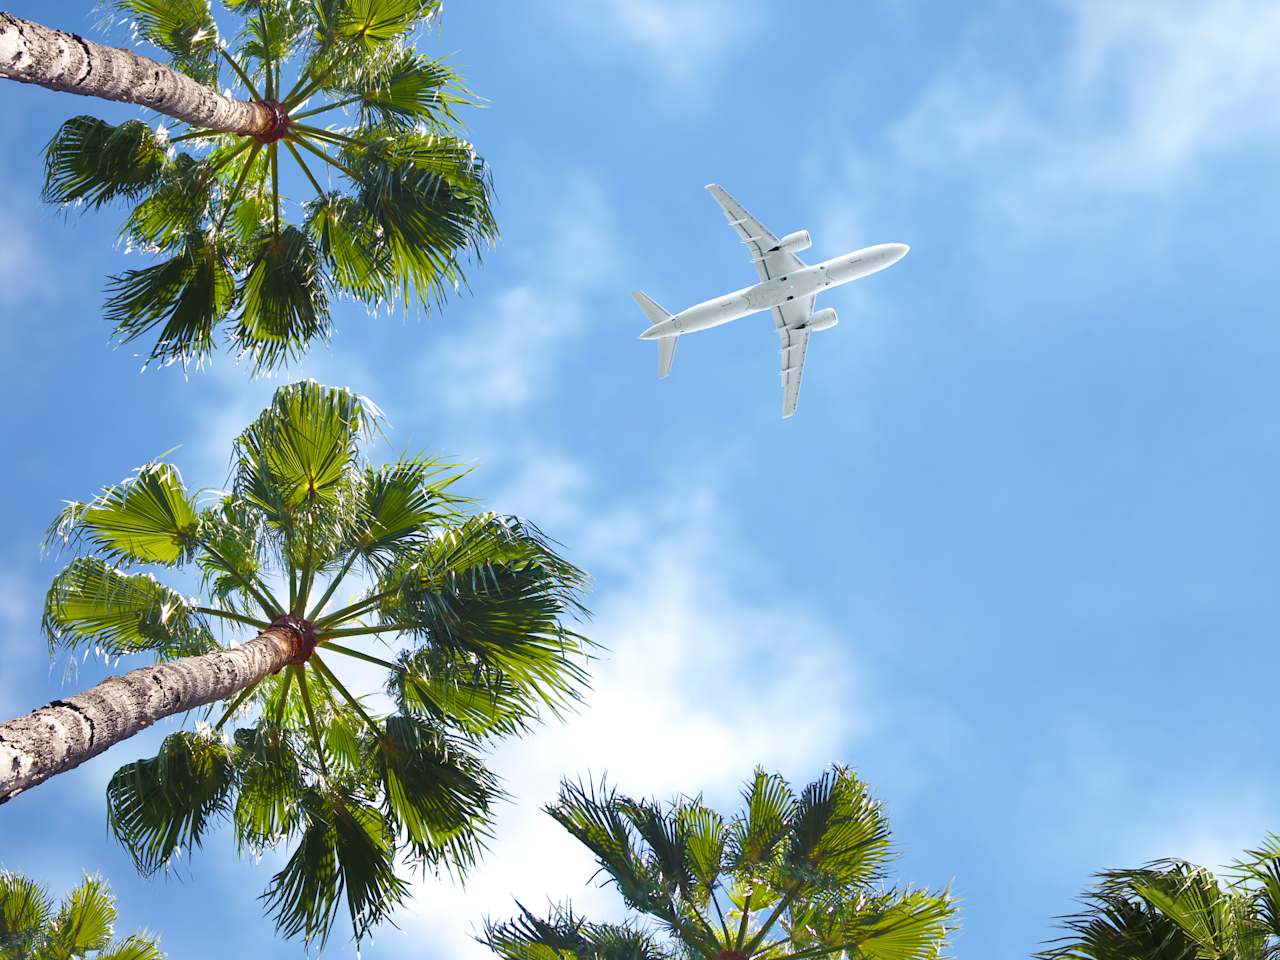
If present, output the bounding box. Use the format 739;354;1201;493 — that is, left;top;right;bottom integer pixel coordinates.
705;183;723;192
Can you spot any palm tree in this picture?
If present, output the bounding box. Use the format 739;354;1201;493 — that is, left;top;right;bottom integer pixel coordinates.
0;380;591;946
0;870;165;959
1;1;494;370
1039;841;1280;960
484;767;955;960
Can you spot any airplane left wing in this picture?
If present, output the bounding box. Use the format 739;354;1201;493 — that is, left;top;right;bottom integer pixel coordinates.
775;296;814;418
706;184;804;283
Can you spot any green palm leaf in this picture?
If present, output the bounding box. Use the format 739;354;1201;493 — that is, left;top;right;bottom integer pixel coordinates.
307;192;394;301
232;226;331;370
43;117;169;209
0;871;52;950
106;730;236;874
332;0;439;45
234;379;374;516
389;645;537;738
232;723;306;849
49;461;198;565
43;557;215;658
105;234;236;367
262;787;408;947
372;713;498;866
46;874;116;957
0;873;163;960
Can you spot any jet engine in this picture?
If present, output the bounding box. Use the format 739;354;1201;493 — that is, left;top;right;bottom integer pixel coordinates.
772;230;812;254
806;307;838;332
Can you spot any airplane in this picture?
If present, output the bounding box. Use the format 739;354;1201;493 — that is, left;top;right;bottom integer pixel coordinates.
633;183;909;418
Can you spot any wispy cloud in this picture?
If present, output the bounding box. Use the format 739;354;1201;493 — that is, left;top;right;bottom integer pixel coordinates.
552;0;763;87
426;178;619;413
386;451;865;959
884;0;1280;233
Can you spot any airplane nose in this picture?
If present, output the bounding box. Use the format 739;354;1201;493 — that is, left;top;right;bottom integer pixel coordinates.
888;243;910;261
639;324;663;340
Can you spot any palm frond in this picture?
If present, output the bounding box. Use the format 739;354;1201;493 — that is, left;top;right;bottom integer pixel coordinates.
98;933;167;960
105;234;235;368
342;50;468;129
261;787;408;947
43;556;216;659
233;379;376;518
727;769;796;876
345;130;495;307
120;153;215;251
43;117;169;210
0;871;52;950
46;874;116;957
782;766;891;892
332;0;441;46
306;192;394;301
389;645;537;739
232;226;331;370
106;731;236;874
232;723;306;850
48;461;198;566
371;713;498;868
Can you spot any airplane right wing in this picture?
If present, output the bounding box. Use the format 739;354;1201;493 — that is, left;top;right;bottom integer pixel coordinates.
706;184;804;283
775;296;814;418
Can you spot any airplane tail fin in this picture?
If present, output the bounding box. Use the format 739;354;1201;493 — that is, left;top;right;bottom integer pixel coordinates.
632;291;679;379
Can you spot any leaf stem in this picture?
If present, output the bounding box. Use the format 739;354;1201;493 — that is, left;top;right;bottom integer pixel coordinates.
295;665;329;778
290;95;363;122
195;606;270;630
289;135;362;184
270;142;281;238
212;678;262;731
319;641;401;672
285;139;326;200
220;47;262;101
306;550;360;621
317;622;417;640
313;589;390;629
200;535;279;618
311;654;381;736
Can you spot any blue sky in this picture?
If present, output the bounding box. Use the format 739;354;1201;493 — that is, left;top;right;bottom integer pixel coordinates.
3;0;1280;956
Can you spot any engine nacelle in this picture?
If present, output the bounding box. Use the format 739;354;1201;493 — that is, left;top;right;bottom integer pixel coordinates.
773;230;812;254
806;308;838;332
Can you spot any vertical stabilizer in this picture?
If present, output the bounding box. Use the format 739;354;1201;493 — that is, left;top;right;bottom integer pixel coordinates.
632;291;680;379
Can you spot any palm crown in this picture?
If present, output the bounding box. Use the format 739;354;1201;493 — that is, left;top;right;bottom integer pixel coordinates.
484;768;955;960
0;871;164;959
40;380;590;946
42;0;494;370
1040;842;1280;960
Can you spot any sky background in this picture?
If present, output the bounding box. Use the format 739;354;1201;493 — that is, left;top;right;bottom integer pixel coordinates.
3;0;1280;956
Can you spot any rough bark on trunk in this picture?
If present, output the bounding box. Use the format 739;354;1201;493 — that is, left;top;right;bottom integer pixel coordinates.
0;625;301;803
0;11;271;135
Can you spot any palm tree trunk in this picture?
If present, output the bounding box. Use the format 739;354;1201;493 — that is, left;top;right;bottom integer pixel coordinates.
0;624;302;803
0;11;272;136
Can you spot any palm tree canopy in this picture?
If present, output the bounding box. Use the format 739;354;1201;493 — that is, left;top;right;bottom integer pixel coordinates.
42;380;591;947
1039;840;1280;960
41;0;494;370
0;871;164;959
483;767;955;960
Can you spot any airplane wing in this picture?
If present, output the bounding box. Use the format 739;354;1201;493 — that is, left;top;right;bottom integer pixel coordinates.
775;296;814;418
706;183;804;282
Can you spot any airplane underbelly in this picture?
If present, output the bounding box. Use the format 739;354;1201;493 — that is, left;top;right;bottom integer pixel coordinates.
678;294;753;332
746;275;816;310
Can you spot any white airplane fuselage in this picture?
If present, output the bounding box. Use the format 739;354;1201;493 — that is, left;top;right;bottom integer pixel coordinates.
638;242;909;341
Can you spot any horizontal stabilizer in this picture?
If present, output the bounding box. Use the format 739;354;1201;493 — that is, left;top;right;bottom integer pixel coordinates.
632;290;670;326
659;334;678;379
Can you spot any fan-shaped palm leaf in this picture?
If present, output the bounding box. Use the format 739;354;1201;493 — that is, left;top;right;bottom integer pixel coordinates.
0;871;165;959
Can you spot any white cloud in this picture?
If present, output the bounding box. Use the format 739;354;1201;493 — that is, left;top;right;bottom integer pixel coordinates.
384;457;867;960
887;0;1280;232
427;179;619;413
553;0;763;87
